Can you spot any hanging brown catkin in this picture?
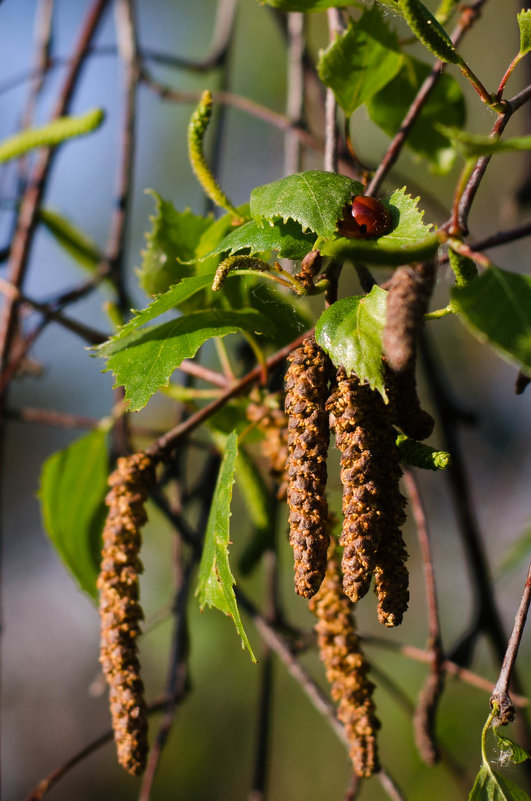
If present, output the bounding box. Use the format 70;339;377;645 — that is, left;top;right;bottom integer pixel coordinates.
309;547;381;777
327;370;409;626
284;337;331;598
98;452;155;776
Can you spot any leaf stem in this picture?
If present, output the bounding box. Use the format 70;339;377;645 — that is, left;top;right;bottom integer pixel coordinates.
424;304;454;320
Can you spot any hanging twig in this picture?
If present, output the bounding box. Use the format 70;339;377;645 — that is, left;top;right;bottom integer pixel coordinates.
284;13;306;176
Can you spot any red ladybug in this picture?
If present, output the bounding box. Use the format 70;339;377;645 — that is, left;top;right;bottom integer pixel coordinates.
337;195;392;239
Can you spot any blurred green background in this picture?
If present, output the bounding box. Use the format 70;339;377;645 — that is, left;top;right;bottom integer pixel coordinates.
1;1;530;799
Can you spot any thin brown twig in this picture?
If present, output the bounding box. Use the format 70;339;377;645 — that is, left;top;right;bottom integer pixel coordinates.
457;83;531;233
366;0;489;197
403;469;445;764
284;12;306;176
0;276;107;345
490;559;531;725
0;0;111;375
324;9;343;174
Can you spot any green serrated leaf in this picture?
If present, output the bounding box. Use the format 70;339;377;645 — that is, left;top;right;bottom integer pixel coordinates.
39;207;105;277
439;126;531;158
493;731;530;765
101;308;275;412
452;266;531;377
139;191;213;296
96;273;218;357
246;282;312;347
518;10;531;56
368;56;466;173
39;428;109;599
250;171;364;239
205;218;316;261
316;285;388;400
322;187;437;265
196;431;256;661
259;0;351;10
468;764;531;800
318;8;403;117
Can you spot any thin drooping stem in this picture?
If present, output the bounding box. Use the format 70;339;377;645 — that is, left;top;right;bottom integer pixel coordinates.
284;12;306;175
366;0;489;196
490;559;531;725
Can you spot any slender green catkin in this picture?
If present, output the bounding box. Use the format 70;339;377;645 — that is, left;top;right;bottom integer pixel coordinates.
327;370;409;626
284;337;332;598
448;247;478;288
98;452;155;776
398;0;461;64
212;254;269;291
395;433;451;471
0;108;105;163
309;548;381;777
188;90;243;222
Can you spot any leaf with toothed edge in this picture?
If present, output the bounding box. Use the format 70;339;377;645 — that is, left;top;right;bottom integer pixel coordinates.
196;431;256;661
250;171;364;239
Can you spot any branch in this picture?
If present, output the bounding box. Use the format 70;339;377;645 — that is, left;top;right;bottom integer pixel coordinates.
366;0;489;196
490;559;531;725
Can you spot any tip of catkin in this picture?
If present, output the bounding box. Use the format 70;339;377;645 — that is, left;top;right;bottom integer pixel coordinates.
309;550;381;777
98;452;155;775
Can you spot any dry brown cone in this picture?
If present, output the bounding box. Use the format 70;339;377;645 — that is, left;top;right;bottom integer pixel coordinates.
327;370;409;626
98;452;155;776
309;547;381;777
246;390;289;501
284;336;332;598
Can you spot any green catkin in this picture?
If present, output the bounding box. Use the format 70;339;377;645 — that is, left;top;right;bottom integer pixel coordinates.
98;452;155;776
187;91;243;222
395;433;451;471
398;0;461;64
212;254;269;291
284;337;332;598
327;371;409;626
0;108;105;163
448;247;478;288
309;548;381;777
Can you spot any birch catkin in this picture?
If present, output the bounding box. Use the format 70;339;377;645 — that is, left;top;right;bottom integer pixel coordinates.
327;370;409;626
98;452;155;776
309;548;381;777
284;337;331;598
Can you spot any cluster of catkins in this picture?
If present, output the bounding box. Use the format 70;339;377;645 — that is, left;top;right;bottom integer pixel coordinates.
98;452;155;776
284;336;410;625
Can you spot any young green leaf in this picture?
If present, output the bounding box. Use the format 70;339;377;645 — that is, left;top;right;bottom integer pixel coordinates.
368;56;466;173
258;0;351;10
439;126;531;158
39;428;110;599
245;283;312;347
468;764;531;800
518;10;531;56
452;266;531;377
493;731;530;766
250;170;364;239
138;191;212;296
96;273;218;356
196;431;256;661
318;7;403;116
322;187;438;265
395;434;451;470
0;108;105;163
39;207;104;276
204;218;316;261
101;308;275;412
316;285;388;400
